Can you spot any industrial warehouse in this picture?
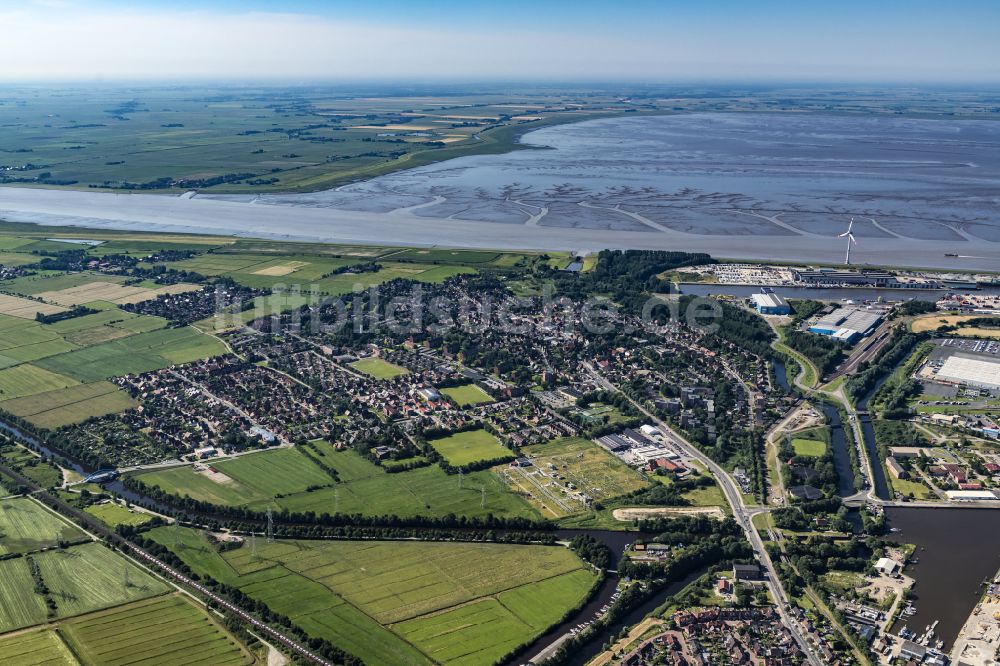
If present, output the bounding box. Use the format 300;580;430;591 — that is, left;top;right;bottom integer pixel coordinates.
807;306;887;344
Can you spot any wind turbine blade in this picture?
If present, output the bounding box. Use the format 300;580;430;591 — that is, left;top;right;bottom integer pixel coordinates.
849;234;857;245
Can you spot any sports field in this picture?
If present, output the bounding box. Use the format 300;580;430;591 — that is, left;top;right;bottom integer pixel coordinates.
441;383;495;406
427;428;511;466
513;437;651;517
791;437;827;457
351;357;410;379
149;528;596;666
136;444;538;520
790;426;829;457
0;497;87;555
59;594;254;666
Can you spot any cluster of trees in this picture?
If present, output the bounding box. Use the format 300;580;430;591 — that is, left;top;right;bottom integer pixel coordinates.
693;297;776;358
783;329;843;376
35;305;98;325
568;534;613;570
846;331;923;404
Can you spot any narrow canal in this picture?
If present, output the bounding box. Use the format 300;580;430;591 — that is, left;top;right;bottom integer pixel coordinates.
820;403;858;497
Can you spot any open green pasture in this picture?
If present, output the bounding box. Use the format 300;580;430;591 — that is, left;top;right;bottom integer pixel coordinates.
35;326;226;381
0;381;136;430
137;445;538;520
149;527;595;666
427;428;511;466
60;594;253;666
0;497;87;555
0;628;77;665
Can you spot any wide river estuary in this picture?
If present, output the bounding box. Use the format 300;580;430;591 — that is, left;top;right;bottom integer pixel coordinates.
1;113;998;269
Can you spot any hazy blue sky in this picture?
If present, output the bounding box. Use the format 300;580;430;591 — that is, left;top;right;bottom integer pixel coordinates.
1;0;997;82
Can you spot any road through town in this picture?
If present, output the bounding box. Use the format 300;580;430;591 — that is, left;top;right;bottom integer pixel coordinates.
585;368;824;666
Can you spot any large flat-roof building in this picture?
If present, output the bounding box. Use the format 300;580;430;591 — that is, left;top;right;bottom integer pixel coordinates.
936;354;1000;390
751;290;791;315
807;306;884;342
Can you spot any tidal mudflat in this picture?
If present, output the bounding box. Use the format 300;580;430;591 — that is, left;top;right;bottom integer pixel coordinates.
1;113;998;269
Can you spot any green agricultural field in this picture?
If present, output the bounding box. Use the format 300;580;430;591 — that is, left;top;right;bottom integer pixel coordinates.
1;272;131;296
137;445;539;520
396;569;597;665
83;502;152;528
0;559;55;635
149;528;596;666
428;428;511;466
60;594;254;666
35;326;226;381
0;381;136;429
392;249;501;264
515;437;651;518
0;497;87;555
33;542;170;619
351;357;410;379
441;383;495;407
0;363;79;400
0;628;77;665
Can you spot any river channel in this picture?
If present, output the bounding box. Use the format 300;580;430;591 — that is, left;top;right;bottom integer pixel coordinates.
886;507;1000;651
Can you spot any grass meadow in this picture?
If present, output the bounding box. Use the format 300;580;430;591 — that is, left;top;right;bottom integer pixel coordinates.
0;628;77;665
136;444;539;520
0;497;88;555
427;428;511;466
149;527;596;666
59;594;253;666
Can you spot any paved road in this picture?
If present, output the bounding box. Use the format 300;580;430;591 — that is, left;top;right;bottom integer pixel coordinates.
586;368;824;666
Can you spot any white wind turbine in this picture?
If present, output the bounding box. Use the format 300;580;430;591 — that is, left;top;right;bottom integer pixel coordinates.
838;218;858;265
